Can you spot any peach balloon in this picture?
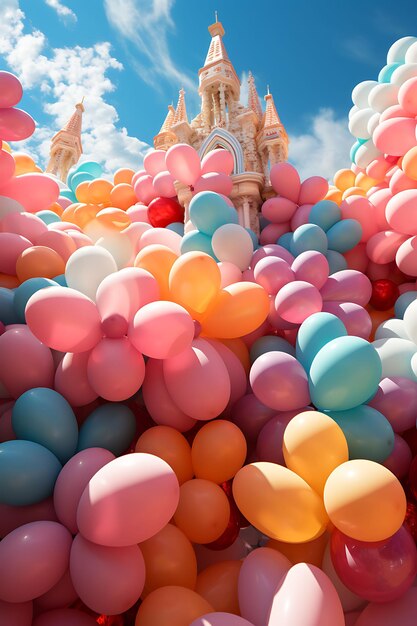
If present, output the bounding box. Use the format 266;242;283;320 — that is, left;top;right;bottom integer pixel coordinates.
114;167;135;185
16;246;65;281
135;244;178;299
334;169;356;191
135;425;193;485
196;560;242;615
74;181;90;203
110;183;137;210
403;146;417;181
191;420;247;484
87;178;113;204
169;251;221;316
96;207;130;230
135;586;214;626
35;230;77;263
267;531;329;568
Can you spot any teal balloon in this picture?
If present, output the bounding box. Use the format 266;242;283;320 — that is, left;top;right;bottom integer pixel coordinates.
166;222;184;235
0;440;62;506
14;278;58;322
309;200;341;232
36;210;61;225
246;228;259;249
53;274;67;287
326;250;347;274
180;230;217;259
59;190;76;202
296;312;347;372
250;336;296;364
189;191;238;235
326;219;362;253
277;232;294;251
0;287;17;325
77;403;136;456
12;388;78;464
77;161;103;178
309;335;382;411
70;171;94;192
378;62;402;83
291;224;328;256
326;405;394;462
260;215;271;230
350;140;362;164
395;292;417;319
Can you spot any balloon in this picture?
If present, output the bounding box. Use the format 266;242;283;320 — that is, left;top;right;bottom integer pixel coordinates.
169;251;221;315
232;462;328;542
219;261;242;287
0;521;72;603
212;224;253;271
181;229;217;258
270;162;301;202
32;609;97;626
152;171;177;198
321;270;372;306
77;453;180;546
54;351;98;407
309;200;341;232
193;172;233;196
274;280;323;324
0;233;32;275
173;479;231;544
65;246;117;301
15;245;65;282
34;569;77;612
135;426;193;485
256;411;302;465
374;118;417;156
0;599;32;626
139;523;197;596
166;143;201;186
0;107;35;141
323;459;407;541
296;312;347;371
13;277;58;322
147;197;183;227
191;614;255;626
404;299;417;343
196;560;241;614
261;197;297;223
291;250;329;289
231;393;276;442
326;219;362;253
252;243;294;267
191;420;247;484
134;586;214;626
321;543;366;613
0;173;59;213
77;403;136;456
207;339;247;409
135;245;177;298
355;587;417;626
70;533;145;615
201;149;234;175
386;190;417;235
396;236;417;276
291;224;328;256
340;196;378;243
403;145;417;181
322;302;371;339
250;351;310;411
368;376;417;432
267;532;329;569
0;148;15;186
189;191;238;235
0;71;23;107
12;387;78;464
253;256;295;295
250;335;295;363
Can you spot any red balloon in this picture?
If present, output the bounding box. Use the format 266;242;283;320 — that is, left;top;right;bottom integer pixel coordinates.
409;456;417;502
405;501;417;545
147;196;184;228
369;279;399;310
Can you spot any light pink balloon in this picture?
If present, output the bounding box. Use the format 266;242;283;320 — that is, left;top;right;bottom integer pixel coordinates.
126;204;151;223
291;251;329;289
382;434;412;478
0;107;35;141
260;222;291;246
77;453;180;546
389;168;417;195
270;162;301;203
268;563;345;626
54;351;98;407
0;71;23;107
1;210;47;240
143;358;196;431
262;197;298;223
298;176;328;205
398;76;417;116
0;327;54;399
254;256;295;295
87;337;145;401
191;614;255;626
35;230;77;262
396;236;417;276
165;143;201;186
143;149;167;177
252;244;294;267
366;155;391;179
0;173;59;213
68;230;93;249
163;338;231;420
131;169;147;187
386;189;417;235
275;280;323;324
139;226;182;254
379;105;412;122
373;117;417;156
250;351;310;411
33;608;97;626
207;339;247;409
291;204;313;231
366;231;409;264
340;196;378;242
134;174;157;205
153;170;177;197
26;287;102;353
256;411;302;464
219;261;242;287
53;447;115;534
34;569;78;612
0;521;72;603
0;148;15;186
0;599;32;626
193;172;233;196
320;270;372;306
201;149;234;175
368;189;391;231
0;232;32;273
122;222;152;256
355;587;417;626
0;498;57;539
57;197;72;210
239;547;292;626
322;302;372;339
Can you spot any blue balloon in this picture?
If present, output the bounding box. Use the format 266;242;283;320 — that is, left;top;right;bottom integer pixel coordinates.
277;232;294;251
189;191;238;235
395;292;417;319
326;250;347;274
309;335;382;411
0;440;62;506
0;287;17;325
12;388;78;464
13;277;58;322
326;405;394;462
77;161;103;178
35;210;61;225
166;222;185;235
180;230;218;259
59;190;77;202
326;219;362;253
246;228;259;249
260;215;271;230
350;140;363;163
309;200;341;232
250;336;296;364
296;312;347;372
291;224;328;256
70;171;94;192
77;403;136;456
378;62;402;83
53;274;67;287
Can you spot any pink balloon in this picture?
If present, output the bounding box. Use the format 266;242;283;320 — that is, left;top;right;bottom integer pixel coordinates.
238;547;292;626
219;261;242;287
153;170;177;197
0;173;59;213
0;521;72;603
163;338;231;420
321;543;366;613
193;172;233;196
367;155;391;179
396;236;417;276
268;563;345;626
57;197;72;210
139;226;182;254
165;143;201;186
344;244;369;273
126;204;151;223
298;176;328;205
262;197;298;223
275;280;323;324
0;107;35;141
87;337;145;401
122;222;152;255
374;117;417;156
134;174;157;205
386;189;417;235
54;351;98;407
322;302;372;339
143;149;167;177
383;434;412;478
50;221;81;233
1;210;47;240
252;244;294;267
340;196;378;242
260;222;291;246
0;71;23;107
389;167;417;195
256;410;304;464
68;230;93;249
53;448;115;534
77;453;180;546
254;256;295;295
398;77;417;116
0;327;54;399
0;498;57;538
366;231;409;264
355;587;417;626
320;270;372;306
33;608;97;626
35;230;77;262
233;393;278;443
0;232;32;273
250;351;310;411
142;358;196;431
379;105;412;122
201;149;234;175
26;287;102;353
0;148;15;186
368;377;417;432
131;169;147;186
207;339;247;409
34;569;78;612
0;599;32;626
366;260;393;281
291;204;313;231
270;162;301;202
191;614;255;626
291;251;329;289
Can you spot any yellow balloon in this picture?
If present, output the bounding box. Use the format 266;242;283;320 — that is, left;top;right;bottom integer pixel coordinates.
135;244;178;300
324;459;407;542
324;188;343;205
201;282;270;339
233;462;328;543
283;411;349;495
334;168;356;191
342;186;367;199
355;172;379;191
169;252;221;316
403;145;417;181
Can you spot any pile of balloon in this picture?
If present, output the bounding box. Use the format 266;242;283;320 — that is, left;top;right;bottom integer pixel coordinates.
4;34;417;626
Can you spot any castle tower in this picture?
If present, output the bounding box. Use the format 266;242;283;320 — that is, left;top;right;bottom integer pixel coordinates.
154;104;176;151
257;88;289;177
46;100;84;183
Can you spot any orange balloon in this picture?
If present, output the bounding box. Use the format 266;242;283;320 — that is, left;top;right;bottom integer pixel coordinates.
342;186;367;199
1;141;11;153
355;172;379;191
96;207;130;230
220;338;251;374
135;586;213;626
114;167;135;185
134;244;178;300
61;203;81;224
139;524;197;597
135;426;193;485
403;145;417;181
16;246;65;281
47;201;63;217
334;168;356;191
267;531;329;567
87;178;113;204
110;183;137;210
169;252;221;316
75;181;90;203
366;305;395;341
324;188;343;205
73;204;100;229
191;420;247;484
196;560;242;615
13;152;37;175
0;273;19;288
174;479;230;544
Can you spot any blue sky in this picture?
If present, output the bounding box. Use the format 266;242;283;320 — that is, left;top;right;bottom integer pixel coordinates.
1;0;417;179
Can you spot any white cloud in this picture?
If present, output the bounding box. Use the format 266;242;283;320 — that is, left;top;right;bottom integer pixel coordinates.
44;0;77;23
240;71;249;108
288;108;353;181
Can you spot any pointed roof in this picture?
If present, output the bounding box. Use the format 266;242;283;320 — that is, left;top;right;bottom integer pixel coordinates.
174;88;188;125
204;20;230;66
263;91;282;128
159;104;176;134
248;72;263;120
62;100;84;136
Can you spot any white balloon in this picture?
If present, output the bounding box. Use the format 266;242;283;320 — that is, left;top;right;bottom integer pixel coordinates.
348;105;360;120
391;63;417;87
218;261;242;287
348;108;374;139
355;140;381;169
96;232;134;270
352;81;378;108
368;83;399;113
83;219;115;243
0;195;24;219
212;224;254;271
405;41;417;64
374;318;409;341
367;112;380;136
373;337;417;381
387;37;417;64
403;299;417;344
65;246;117;301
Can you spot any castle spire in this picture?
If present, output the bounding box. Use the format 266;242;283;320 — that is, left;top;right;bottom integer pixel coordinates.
174;88;188;125
46;100;84;183
154;104;178;151
248;72;263;120
263;91;282;128
159;104;175;133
